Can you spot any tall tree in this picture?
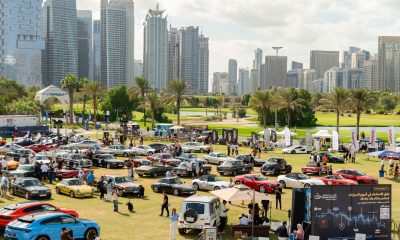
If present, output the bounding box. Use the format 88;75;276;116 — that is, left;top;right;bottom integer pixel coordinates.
129;77;151;126
249;90;272;128
61;74;82;123
83;80;105;125
349;88;377;139
277;88;306;128
166;79;190;125
141;91;162;129
318;87;349;132
80;77;89;115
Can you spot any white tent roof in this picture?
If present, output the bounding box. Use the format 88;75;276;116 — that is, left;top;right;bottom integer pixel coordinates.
170;126;185;130
258;128;297;136
313;130;332;138
35;85;69;111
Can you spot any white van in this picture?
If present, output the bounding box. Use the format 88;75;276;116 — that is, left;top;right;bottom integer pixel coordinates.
178;195;220;235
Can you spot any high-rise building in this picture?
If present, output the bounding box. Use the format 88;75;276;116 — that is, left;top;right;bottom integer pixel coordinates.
101;0;135;89
93;20;101;81
323;67;344;92
259;64;266;89
212;72;228;94
378;36;400;92
133;59;143;80
287;70;300;88
342;46;362;69
310;50;339;79
301;69;316;92
351;52;365;69
253;48;263;90
249;69;258;94
0;0;44;87
228;59;238;94
265;56;287;88
238;68;250;95
42;0;78;87
344;68;364;89
363;56;378;90
179;26;199;94
291;61;303;70
143;4;168;91
167;27;180;81
77;10;93;80
198;34;209;95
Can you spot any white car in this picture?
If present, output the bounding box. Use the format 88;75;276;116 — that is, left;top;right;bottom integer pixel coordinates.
71;140;102;149
203;152;234;165
192;175;232;191
131;145;155;156
0;143;23;154
281;145;312;154
33;154;51;164
181;142;211;153
108;145;137;157
277;173;325;188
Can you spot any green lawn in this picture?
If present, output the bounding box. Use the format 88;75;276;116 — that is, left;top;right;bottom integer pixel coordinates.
315;112;400;127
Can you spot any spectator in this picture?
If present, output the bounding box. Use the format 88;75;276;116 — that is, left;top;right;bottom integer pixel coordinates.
294;224;304;240
275;185;282;210
261;199;270;219
48;162;55;184
112;187;119;212
128;167;135;181
1;173;8;198
106;178;113;201
160;192;169;217
239;214;249;225
195;160;200;178
394;163;399;180
166;170;172;178
219;200;229;233
328;165;333;175
169;208;179;240
41;163;49;181
78;170;84;182
86;172;94;186
322;155;328;166
276;221;289;240
227;144;231;156
98;176;106;200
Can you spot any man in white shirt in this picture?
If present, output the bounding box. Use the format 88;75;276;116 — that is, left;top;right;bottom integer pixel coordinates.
239;214;249;225
40;164;49;181
219;200;229;233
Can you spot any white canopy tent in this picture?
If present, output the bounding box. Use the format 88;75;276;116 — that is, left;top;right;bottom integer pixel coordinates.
312;130;332;138
258;129;297;136
35;85;69;112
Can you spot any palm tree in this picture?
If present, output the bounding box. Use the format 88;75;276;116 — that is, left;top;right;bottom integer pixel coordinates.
349;88;377;139
166;79;190;125
61;74;82;123
249;90;272;128
202;97;209;117
129;77;151;126
83;80;105;126
141;91;162;129
318;87;349;132
277;88;306;128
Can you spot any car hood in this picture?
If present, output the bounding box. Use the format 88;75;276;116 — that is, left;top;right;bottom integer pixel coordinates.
136;166;154;171
172;184;195;190
300;179;325;185
69;185;93;192
116;182;140;188
26;186;50;191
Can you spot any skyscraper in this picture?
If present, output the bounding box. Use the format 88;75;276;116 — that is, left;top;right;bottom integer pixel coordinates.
301;69;316;92
0;0;44;87
363;57;378;90
378;36;400;92
344;68;364;89
287;70;299;88
143;4;168;91
179;26;199;94
291;61;303;70
310;50;340;79
323;67;344;92
77;10;93;80
228;59;238;94
351;52;365;69
238;68;250;95
101;0;135;89
42;0;78;87
198;34;209;95
265;56;287;88
93;20;101;81
168;27;180;82
253;48;263;90
212;72;228;94
249;69;258;94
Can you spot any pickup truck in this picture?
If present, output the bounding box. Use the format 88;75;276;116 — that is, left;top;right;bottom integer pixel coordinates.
216;159;252;176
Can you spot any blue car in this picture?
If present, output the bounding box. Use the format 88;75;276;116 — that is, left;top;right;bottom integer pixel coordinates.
4;212;100;240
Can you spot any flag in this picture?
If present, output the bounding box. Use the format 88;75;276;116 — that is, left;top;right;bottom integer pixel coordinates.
306;131;313;148
332;130;339;151
370;128;377;149
284;127;291;147
264;129;270;148
388;126;395;150
350;129;359;150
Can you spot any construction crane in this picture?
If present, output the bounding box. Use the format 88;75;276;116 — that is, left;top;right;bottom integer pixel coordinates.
272;47;283;56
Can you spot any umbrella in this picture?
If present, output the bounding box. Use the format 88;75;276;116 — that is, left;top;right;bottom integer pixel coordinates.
366;150;398;157
210;184;270;202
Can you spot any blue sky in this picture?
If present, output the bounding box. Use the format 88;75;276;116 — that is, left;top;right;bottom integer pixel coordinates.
78;0;400;74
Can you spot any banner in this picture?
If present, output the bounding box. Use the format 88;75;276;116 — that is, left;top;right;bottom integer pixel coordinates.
332;130;339;151
284;127;291;147
306;131;313;149
270;130;277;143
388;126;395;150
370;127;377;149
264;129;270;148
350;129;359;150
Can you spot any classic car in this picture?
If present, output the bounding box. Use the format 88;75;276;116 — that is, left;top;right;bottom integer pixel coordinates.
235;154;266;167
125;158;152;168
301;162;328;175
26;143;58;153
131;145;156;156
282;145;312;154
13;139;35;147
203;152;234;165
151;177;196;196
63;153;93;168
108;145;137;157
71;140;102;149
181;142;211;153
317;152;345;163
0;143;23;154
147;153;181;167
9;177;52;199
319;174;358;185
234;174;278;193
0;202;78;230
216;159;252;176
192;175;232;191
0;158;20;171
8;164;35;178
136;164;173;178
6;148;35;161
88;145;114;155
260;157;292;175
92;154;124;168
333;169;378;184
55;178;94;198
33;154;51;164
97;175;143;197
56;167;94;180
173;161;212;177
176;153;198;162
277;173;325;188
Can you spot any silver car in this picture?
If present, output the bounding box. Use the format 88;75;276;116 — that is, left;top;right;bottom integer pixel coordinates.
71;140;101;149
109;145;137;157
192;175;232;191
181;142;211;153
132;145;156;156
203;152;234;165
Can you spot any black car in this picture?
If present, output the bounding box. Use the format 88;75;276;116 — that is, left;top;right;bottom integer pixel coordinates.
216;160;252;176
151;177;196;196
317;153;345;163
8;164;35;178
9;177;51;199
148;143;167;150
6;149;34;161
173;161;211;177
261;157;292;175
93;154;124;168
235;154;266;167
176;153;198;162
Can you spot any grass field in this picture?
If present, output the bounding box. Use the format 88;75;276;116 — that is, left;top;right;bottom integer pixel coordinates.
0;141;398;240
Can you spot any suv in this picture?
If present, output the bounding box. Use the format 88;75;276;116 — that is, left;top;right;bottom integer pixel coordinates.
178;195;220;235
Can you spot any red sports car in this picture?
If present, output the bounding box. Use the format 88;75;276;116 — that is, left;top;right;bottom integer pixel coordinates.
26;144;58;153
301;162;328;175
56;167;94;180
319;174;358;185
0;202;78;230
234;174;278;193
333;169;378;184
146;153;181;167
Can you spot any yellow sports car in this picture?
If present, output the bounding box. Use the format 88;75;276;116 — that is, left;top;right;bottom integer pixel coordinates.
55;178;94;198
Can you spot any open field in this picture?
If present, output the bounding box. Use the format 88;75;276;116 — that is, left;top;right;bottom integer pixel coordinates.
0;141;398;240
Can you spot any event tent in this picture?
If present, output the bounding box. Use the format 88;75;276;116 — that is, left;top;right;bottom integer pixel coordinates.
35;85;69;112
312;130;332;138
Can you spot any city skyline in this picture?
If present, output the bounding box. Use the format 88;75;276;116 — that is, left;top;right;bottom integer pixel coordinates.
77;0;400;74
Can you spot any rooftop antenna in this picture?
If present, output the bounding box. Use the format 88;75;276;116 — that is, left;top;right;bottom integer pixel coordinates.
272;47;283;56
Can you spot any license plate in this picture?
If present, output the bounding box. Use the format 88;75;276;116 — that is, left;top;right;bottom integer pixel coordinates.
40;194;46;197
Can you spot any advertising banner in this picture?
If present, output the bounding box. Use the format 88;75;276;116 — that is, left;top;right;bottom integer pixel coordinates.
388;126;395;150
306;131;313;148
311;185;391;240
284;127;291;147
270;130;277;143
370;128;376;149
332;130;339;151
264;129;270;147
350;129;359;150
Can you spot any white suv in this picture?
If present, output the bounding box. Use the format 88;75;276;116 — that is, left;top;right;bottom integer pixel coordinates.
178;195;220;235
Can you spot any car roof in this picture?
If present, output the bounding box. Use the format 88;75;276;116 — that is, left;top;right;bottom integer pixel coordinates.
184;195;219;203
161;177;179;180
19;212;68;221
3;201;49;210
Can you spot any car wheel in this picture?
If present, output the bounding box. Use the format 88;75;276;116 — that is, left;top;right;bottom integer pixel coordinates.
173;188;179;196
36;236;50;240
148;152;153;156
152;172;158;178
219;161;223;165
259;185;266;193
153;186;159;193
106;163;111;169
193;183;199;190
56;187;60;194
178;229;186;235
304;183;310;188
84;228;98;240
70;191;75;198
25;192;30;200
279;180;286;188
123;152;128;157
291;150;295;154
214;186;220;190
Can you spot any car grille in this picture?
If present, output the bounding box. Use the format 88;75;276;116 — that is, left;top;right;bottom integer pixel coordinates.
38;190;47;194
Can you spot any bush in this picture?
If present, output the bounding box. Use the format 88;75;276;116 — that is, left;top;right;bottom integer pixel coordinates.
203;116;223;121
238;108;246;118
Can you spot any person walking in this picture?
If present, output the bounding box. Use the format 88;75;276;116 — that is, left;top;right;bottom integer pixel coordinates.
48;162;55;184
227;144;231;156
98;176;106;200
160;192;169;217
261;199;270;220
128;167;135;181
106;178;113;201
276;221;289;240
169;208;179;240
112;187;119;212
1;173;8;198
275;185;282;210
78;169;84;182
195;160;200;178
219;200;229;233
86;172;94;186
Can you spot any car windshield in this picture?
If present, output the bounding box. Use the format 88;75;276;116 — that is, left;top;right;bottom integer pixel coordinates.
103;155;113;159
18;165;33;171
307;162;318;167
298;174;310;180
170;178;183;184
114;176;132;183
218;153;227;157
161;154;173;159
254;175;268;181
24;179;41;187
208;176;222;182
186;203;205;214
355;171;366;176
68;179;83;186
221;161;233;166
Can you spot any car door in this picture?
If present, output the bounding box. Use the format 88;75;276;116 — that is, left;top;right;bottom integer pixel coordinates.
59;180;69;194
39;216;63;237
285;174;297;188
243;175;254;189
